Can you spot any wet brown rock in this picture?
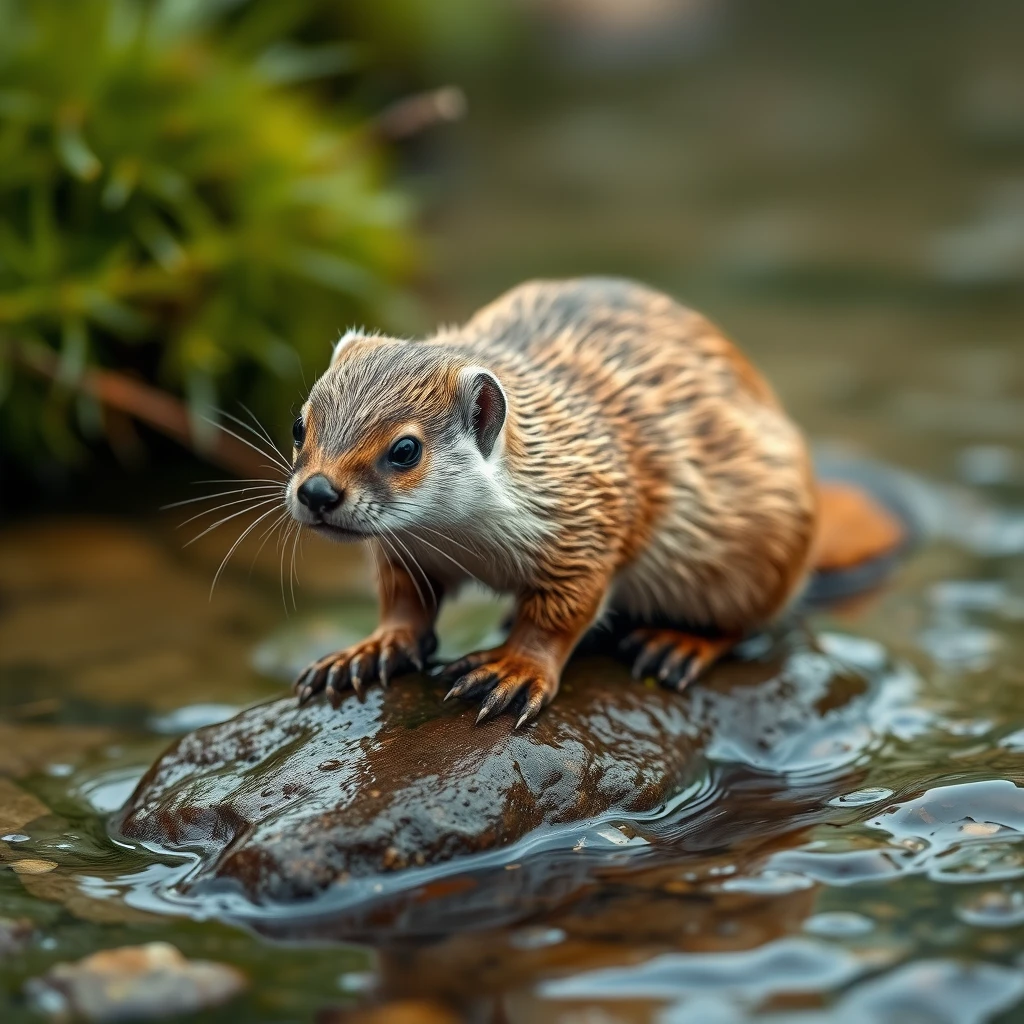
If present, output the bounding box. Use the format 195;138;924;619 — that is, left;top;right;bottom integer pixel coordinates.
25;942;246;1022
116;642;888;905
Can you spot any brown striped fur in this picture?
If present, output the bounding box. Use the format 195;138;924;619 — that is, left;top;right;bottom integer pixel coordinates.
289;278;818;724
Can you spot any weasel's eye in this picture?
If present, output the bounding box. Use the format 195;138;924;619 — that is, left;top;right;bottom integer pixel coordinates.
292;416;306;447
388;436;422;469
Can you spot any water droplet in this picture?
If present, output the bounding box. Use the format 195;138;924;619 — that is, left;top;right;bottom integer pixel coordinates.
957;889;1024;928
1;833;30;843
337;971;375;993
804;911;875;938
829;787;894;807
510;926;566;950
1000;729;1024;752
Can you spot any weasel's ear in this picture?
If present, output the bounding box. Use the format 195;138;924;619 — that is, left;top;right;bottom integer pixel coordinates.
456;366;507;459
330;329;362;366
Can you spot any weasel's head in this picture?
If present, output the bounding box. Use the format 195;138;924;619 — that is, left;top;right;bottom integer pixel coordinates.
286;332;508;541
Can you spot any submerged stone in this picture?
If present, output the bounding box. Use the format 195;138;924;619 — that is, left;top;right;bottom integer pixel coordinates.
25;942;246;1022
116;638;905;907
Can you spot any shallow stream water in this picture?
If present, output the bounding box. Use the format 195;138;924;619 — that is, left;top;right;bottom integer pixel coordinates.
2;3;1024;1021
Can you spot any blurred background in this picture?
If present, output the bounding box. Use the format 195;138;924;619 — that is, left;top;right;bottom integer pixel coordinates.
2;0;1022;507
2;1;1024;1021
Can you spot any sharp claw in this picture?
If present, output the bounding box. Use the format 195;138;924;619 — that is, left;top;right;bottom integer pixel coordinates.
326;662;345;693
297;684;315;707
632;643;668;681
476;704;495;725
444;678;469;701
515;702;541;730
378;648;392;689
410;650;424;672
677;659;701;692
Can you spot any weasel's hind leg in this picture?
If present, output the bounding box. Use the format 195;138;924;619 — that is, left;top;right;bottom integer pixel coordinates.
619;629;736;691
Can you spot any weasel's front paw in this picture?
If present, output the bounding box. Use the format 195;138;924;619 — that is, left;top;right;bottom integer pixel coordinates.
440;647;558;728
295;628;435;708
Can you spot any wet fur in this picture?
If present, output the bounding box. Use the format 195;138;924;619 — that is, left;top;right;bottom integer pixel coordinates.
290;278;817;720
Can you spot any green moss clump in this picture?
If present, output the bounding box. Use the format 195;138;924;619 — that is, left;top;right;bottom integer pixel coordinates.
0;0;417;466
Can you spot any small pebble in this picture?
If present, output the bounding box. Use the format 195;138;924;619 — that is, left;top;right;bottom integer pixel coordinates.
25;942;246;1022
11;859;58;875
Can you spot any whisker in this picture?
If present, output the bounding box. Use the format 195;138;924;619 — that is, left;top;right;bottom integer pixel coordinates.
377;530;429;613
183;495;282;548
404;526;484;586
238;401;289;466
201;415;290;476
213;406;292;470
249;509;291;575
175;492;283;530
367;540;393;607
383;526;436;611
279;521;296;614
192;477;287;487
162;484;283;511
385;501;486;558
289;522;301;611
210;504;282;600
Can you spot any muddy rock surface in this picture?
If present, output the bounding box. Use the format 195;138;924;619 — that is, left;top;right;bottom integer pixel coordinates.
116;638;893;906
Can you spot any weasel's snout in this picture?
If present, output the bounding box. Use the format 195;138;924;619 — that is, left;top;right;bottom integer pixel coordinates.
296;474;342;515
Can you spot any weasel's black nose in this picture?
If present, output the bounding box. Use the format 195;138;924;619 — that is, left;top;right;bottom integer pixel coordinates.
297;474;341;514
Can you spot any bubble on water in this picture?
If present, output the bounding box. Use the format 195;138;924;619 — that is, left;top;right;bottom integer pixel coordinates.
829;787;894;808
803;911;875;938
1000;729;1024;752
931;842;1024;883
817;633;889;671
918;624;999;671
510;926;567;950
721;870;816;895
940;718;994;738
930;580;1007;613
957;889;1024;928
337;971;375;993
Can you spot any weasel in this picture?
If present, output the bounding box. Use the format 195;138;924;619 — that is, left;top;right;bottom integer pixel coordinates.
287;278;817;726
